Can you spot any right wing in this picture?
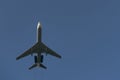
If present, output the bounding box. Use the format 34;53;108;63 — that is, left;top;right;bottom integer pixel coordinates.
16;43;38;60
42;43;62;59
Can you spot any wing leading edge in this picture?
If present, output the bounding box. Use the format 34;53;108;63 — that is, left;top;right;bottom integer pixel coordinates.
16;43;38;60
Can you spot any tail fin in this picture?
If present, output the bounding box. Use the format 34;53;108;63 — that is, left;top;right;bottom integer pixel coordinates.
28;63;47;70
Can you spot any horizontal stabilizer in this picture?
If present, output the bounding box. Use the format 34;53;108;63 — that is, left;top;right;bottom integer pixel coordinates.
29;63;47;70
29;64;37;70
40;63;47;69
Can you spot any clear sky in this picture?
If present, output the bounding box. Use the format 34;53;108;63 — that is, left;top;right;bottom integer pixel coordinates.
0;0;120;80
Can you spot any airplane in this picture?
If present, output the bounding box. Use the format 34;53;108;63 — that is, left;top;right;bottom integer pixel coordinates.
16;22;62;70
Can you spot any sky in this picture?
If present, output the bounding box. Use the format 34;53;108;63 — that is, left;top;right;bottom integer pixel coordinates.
0;0;120;80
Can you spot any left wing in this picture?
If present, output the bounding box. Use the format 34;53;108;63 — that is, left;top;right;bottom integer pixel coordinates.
42;43;62;59
16;43;38;60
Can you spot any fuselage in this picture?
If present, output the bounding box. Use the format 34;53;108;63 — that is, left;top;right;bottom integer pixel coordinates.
36;22;42;65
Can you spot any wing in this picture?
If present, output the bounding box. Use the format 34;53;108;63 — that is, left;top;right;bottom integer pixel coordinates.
16;43;38;60
42;43;62;59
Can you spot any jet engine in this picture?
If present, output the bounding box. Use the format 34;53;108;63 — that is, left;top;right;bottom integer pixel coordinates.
34;55;44;63
34;56;37;63
41;55;44;63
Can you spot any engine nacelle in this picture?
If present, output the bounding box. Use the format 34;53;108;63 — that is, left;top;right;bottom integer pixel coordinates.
34;56;37;63
34;55;44;63
41;55;44;63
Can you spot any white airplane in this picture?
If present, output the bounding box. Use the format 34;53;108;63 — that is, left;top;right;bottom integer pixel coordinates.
16;22;61;70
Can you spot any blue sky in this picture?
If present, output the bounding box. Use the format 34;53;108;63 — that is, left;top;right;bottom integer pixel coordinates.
0;0;120;80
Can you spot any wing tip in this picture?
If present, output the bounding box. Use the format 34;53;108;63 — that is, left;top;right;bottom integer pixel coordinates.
16;56;20;60
58;55;62;59
16;57;19;60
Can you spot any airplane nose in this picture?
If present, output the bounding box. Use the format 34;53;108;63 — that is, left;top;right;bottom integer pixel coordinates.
37;22;41;29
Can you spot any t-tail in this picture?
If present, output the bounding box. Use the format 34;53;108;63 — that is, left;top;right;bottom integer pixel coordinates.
29;63;47;70
37;22;42;42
